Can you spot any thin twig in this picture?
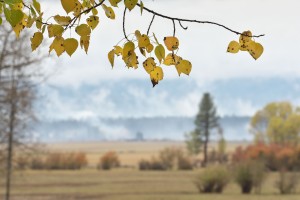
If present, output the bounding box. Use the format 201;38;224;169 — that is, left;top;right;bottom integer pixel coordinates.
172;19;176;36
136;3;265;37
123;8;129;41
179;21;188;30
147;14;155;36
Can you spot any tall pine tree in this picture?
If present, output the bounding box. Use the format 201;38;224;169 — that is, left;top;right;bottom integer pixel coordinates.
195;93;219;167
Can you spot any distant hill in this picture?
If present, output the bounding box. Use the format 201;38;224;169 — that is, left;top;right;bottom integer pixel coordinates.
33;116;251;142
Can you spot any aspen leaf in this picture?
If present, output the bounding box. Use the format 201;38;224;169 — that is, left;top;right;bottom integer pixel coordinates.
108;49;115;68
73;0;83;17
61;0;76;14
114;46;122;56
239;31;252;51
30;31;43;51
247;41;264;60
122;41;135;59
86;15;99;30
143;57;156;74
13;17;27;38
64;38;78;56
239;30;252;44
146;43;154;53
138;34;150;48
33;0;41;14
135;30;141;39
49;36;65;57
124;0;138;11
54;15;71;26
164;36;179;51
26;15;35;28
8;9;24;27
102;4;115;19
75;24;91;37
92;8;98;15
123;50;138;69
109;0;121;7
80;35;90;54
155;44;165;63
48;24;64;38
227;41;240;53
139;47;146;57
163;53;181;66
150;66;164;87
175;59;192;76
12;3;23;10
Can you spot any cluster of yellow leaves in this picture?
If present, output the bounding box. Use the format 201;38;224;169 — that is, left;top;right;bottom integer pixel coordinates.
108;31;192;87
0;0;264;87
227;30;264;60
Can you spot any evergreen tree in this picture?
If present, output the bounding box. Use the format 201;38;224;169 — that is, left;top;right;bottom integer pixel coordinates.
185;130;202;156
195;93;219;167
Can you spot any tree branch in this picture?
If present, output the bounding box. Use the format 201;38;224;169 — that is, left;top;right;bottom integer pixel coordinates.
137;3;265;37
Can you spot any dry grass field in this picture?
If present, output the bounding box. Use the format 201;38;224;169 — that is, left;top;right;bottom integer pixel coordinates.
1;170;300;200
45;141;249;167
1;141;299;200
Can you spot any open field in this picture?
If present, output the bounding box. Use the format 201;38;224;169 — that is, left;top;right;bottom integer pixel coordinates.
44;141;250;167
1;141;298;200
1;169;300;200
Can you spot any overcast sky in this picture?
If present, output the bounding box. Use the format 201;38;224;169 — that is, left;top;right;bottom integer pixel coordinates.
35;0;300;119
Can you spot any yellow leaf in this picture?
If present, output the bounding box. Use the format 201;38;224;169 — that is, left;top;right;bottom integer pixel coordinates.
146;44;154;53
54;15;71;26
13;3;23;10
155;44;165;63
122;41;135;59
26;15;35;28
227;41;240;54
49;36;65;57
92;8;98;15
80;35;90;54
124;0;138;11
138;34;150;48
150;66;164;87
30;32;43;51
61;0;77;14
64;38;78;56
143;57;156;74
139;48;146;57
109;0;122;7
163;53;181;66
73;0;83;17
239;31;252;51
86;15;99;30
114;46;123;56
247;41;264;60
48;24;64;38
164;36;179;51
108;49;115;68
13;17;27;38
135;30;142;39
102;4;115;19
75;24;91;37
175;60;192;76
123;50;138;69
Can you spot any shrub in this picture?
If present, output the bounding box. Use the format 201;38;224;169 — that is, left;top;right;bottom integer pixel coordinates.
275;170;299;194
29;156;45;170
138;158;166;171
231;144;300;171
44;152;87;170
194;166;230;193
98;151;120;170
15;155;29;170
233;160;267;194
159;147;193;170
